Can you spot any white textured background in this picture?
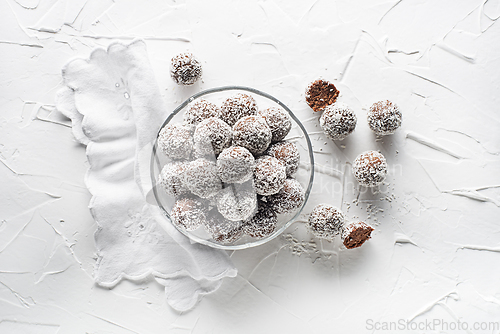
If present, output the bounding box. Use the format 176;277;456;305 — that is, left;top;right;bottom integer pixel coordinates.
1;0;500;333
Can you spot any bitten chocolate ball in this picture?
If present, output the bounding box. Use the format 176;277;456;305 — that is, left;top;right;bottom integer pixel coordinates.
170;52;202;86
233;115;272;155
352;150;387;187
193;117;232;158
265;141;300;177
158;161;189;197
184;99;220;126
307;204;345;241
253;156;286;196
216;182;257;221
367;100;402;135
243;202;277;239
257;107;291;142
171;197;207;231
342;221;374;249
183;158;222;198
220;93;258;126
268;178;305;214
320;103;357;141
217;146;255;183
204;210;244;244
158;123;193;160
305;79;340;112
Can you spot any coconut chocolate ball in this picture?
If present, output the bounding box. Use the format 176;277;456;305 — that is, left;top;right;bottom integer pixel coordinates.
352;150;387;187
320;103;357;141
170;52;202;86
171;197;207;231
305;79;340;112
307;204;345;241
193;117;232;158
268;178;305;214
183;158;222;198
184;99;220;126
243;202;277;239
367;100;402;135
158;123;193;160
257;107;291;142
158;161;189;197
204;210;244;244
220;93;258;127
253;156;286;196
233;115;272;155
217;146;254;183
342;221;374;249
216;182;257;221
265;141;300;177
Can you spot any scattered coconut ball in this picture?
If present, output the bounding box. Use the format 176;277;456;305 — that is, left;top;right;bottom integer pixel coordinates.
205;210;244;244
184;99;220;126
171;197;207;231
158;161;189;197
220;93;258;127
216;182;257;221
352;150;387;187
367;100;402;135
170;52;202;86
268;178;305;214
243;202;277;239
183;158;222;198
217;146;255;183
158;123;193;160
305;79;340;112
257;107;291;142
233;115;272;155
193;117;232;158
307;204;345;241
253;156;286;196
342;221;374;249
265;141;300;177
320;103;357;141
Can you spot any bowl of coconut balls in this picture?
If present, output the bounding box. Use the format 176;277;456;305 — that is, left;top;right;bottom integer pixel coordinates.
151;86;315;250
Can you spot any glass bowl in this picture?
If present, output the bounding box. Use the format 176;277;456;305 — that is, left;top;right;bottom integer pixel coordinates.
150;86;314;250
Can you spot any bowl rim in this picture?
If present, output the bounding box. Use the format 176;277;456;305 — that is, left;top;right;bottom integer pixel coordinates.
150;85;315;250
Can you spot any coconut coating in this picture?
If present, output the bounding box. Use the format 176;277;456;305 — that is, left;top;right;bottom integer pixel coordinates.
171;197;207;231
257;107;291;142
268;178;305;214
265;141;300;177
184;99;220;126
305;79;340;112
193;117;232;158
220;93;258;127
158;123;193;160
307;204;345;241
367;100;402;135
320;103;357;141
170;52;202;86
204;210;244;244
217;146;255;183
158;161;189;197
253;156;286;196
216;182;257;221
243;202;277;239
183;158;222;198
342;221;374;249
352;150;387;187
233;115;272;155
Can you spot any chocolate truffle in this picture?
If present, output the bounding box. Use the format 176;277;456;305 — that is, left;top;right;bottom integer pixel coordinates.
158;161;189;197
367;100;402;135
268;178;305;214
183;158;222;198
305;79;340;112
216;182;257;221
352;150;387;187
217;146;255;183
257;107;291;142
171;197;207;231
184;99;220;126
342;221;374;249
233;115;272;155
243;202;277;239
220;93;258;126
265;141;300;177
158;123;193;160
193;117;232;157
320;103;357;141
253;156;286;196
204;210;244;244
170;52;202;86
307;204;345;241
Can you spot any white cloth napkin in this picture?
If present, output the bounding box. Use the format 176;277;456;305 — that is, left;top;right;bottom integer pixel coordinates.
56;40;236;312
